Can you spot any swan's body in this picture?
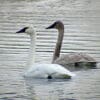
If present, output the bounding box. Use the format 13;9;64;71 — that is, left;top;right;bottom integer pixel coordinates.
46;21;96;70
24;63;75;78
54;53;96;71
16;26;75;79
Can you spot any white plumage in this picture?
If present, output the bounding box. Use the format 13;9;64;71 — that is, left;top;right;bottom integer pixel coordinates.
24;63;75;78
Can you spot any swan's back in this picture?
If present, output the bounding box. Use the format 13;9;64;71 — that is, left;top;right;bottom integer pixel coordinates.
24;63;75;79
54;53;96;70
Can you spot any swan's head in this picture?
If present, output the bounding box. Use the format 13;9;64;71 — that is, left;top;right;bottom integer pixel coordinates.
46;21;64;30
16;26;35;35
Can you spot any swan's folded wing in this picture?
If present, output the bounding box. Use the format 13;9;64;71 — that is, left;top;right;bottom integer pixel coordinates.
24;63;75;78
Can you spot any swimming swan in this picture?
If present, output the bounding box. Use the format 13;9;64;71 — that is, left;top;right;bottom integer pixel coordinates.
16;26;75;79
46;21;96;70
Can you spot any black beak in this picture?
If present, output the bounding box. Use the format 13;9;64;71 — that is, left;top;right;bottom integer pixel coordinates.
16;27;28;33
16;28;24;33
46;22;56;29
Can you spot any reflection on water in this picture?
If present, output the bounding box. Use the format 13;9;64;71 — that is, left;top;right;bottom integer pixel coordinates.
24;68;100;100
0;0;100;100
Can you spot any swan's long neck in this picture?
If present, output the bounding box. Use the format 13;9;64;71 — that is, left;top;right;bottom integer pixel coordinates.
27;33;36;66
52;28;64;63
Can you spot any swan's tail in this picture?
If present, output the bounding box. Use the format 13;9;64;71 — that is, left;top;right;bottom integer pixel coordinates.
65;69;76;77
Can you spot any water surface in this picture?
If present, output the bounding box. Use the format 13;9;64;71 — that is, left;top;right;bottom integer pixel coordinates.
0;0;100;100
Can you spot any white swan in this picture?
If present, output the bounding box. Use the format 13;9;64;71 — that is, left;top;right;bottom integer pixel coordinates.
46;21;96;70
16;26;75;79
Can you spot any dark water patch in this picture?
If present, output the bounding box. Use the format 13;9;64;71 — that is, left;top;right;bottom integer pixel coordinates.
68;93;74;95
0;96;28;100
59;98;77;100
0;92;16;95
0;95;29;100
4;92;16;95
10;83;19;85
0;97;13;100
13;95;28;99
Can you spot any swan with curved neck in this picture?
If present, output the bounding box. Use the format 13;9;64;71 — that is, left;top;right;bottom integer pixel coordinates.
46;21;96;69
16;26;75;79
46;21;64;63
16;27;36;67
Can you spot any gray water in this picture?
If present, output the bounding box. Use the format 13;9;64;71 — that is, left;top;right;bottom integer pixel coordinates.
0;0;100;100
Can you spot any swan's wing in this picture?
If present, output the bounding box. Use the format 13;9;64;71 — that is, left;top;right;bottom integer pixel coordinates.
49;64;76;77
24;63;75;78
24;64;47;78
